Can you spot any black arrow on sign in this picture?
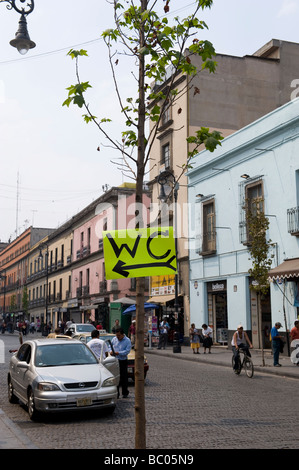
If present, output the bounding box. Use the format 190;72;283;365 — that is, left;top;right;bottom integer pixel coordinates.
112;255;177;278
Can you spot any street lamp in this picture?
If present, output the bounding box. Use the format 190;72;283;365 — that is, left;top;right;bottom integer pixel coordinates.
0;271;7;318
38;245;49;326
158;170;181;353
1;0;36;54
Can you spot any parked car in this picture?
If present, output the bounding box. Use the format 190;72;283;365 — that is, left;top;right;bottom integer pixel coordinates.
7;338;118;421
65;323;96;336
73;332;149;382
47;333;72;339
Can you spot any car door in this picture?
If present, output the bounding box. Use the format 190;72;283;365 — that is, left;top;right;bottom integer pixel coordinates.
10;344;32;401
101;339;120;385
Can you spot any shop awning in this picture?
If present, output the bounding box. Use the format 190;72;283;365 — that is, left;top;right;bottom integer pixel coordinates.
122;302;159;315
147;294;177;305
110;297;136;305
268;258;299;280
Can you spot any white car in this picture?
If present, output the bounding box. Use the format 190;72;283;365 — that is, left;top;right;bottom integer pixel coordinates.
65;323;96;336
8;338;118;421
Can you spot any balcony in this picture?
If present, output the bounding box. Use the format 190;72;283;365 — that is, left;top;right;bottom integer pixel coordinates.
76;246;91;260
287;206;299;235
99;280;107;294
82;285;89;296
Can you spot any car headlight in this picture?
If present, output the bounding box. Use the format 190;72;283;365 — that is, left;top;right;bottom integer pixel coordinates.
102;377;117;387
38;382;60;391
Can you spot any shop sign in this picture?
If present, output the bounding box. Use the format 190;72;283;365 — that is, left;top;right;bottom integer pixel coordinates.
103;227;177;279
207;281;227;293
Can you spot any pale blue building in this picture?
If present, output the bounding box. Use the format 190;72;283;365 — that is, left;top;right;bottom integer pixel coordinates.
188;98;299;349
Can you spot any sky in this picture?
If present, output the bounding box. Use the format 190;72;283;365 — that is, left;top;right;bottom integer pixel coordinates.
0;0;299;243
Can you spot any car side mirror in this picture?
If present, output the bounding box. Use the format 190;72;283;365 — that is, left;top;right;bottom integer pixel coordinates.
18;361;29;369
103;356;116;365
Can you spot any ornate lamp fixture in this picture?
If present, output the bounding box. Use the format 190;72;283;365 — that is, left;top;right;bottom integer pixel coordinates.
1;0;36;54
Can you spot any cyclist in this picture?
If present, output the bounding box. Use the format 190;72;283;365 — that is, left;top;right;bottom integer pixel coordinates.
231;325;253;373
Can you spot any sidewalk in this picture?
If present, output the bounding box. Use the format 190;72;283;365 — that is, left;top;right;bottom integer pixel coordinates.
145;343;299;380
0;410;38;449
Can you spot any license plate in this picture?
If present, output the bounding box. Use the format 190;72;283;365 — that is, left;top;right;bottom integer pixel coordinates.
77;397;92;407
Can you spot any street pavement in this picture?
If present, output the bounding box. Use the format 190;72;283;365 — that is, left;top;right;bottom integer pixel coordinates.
1;333;298;449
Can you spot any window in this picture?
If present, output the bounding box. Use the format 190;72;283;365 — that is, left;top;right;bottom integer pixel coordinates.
202;200;216;253
161;143;170;169
239;177;264;244
61;244;64;265
17;344;31;363
244;181;264;244
246;182;264;216
161;100;171;126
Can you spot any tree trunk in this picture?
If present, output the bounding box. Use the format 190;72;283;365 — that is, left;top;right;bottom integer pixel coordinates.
134;0;147;450
135;277;146;449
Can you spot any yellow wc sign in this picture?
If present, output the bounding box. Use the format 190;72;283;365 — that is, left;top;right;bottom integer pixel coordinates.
103;227;177;279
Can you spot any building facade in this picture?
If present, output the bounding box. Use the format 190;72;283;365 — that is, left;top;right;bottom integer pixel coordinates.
0;227;54;326
148;39;299;340
188;97;299;349
25;185;151;331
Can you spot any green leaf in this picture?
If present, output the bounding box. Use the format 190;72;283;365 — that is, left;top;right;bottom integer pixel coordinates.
73;95;85;108
67;49;88;59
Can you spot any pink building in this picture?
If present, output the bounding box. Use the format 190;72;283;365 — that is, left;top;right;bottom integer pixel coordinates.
69;185;151;329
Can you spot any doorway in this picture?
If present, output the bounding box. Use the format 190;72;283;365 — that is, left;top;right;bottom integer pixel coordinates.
207;281;228;344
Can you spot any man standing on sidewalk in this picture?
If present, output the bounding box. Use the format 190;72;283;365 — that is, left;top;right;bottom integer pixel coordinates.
111;327;131;398
271;322;283;367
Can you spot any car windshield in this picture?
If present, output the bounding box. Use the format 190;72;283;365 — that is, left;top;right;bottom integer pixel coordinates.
99;334;114;341
76;324;95;332
35;343;98;367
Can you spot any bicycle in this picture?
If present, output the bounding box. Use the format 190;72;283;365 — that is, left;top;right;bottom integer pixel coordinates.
232;347;254;378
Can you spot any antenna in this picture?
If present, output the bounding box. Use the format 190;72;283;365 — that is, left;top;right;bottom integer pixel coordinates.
16;171;20;237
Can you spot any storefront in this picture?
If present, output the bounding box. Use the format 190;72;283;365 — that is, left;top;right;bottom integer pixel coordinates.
207;280;228;344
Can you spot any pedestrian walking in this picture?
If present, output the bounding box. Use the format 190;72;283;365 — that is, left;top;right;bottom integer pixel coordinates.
111;327;131;398
271;322;284;366
202;323;213;353
290;320;299;341
128;320;136;349
189;323;200;354
157;317;169;350
112;319;120;333
22;321;27;336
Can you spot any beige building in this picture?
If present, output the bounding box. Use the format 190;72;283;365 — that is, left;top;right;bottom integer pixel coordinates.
27;230;73;328
148;39;299;340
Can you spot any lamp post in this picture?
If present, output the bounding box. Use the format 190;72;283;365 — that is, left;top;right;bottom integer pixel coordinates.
0;0;36;54
158;170;181;353
0;271;7;319
38;245;49;328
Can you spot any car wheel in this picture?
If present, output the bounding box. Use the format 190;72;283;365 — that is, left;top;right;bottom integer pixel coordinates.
27;388;41;421
7;377;18;404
